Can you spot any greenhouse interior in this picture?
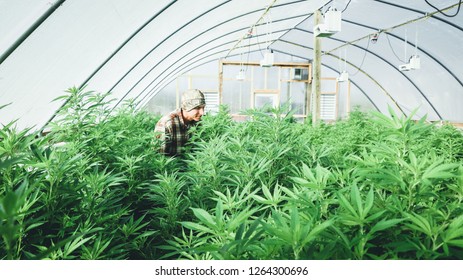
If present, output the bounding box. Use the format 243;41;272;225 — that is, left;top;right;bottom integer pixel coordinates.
1;0;463;260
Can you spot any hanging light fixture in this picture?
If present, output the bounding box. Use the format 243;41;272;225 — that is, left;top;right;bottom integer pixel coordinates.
260;49;274;67
337;71;349;82
260;6;274;67
236;69;246;81
236;47;246;80
399;28;421;71
314;6;342;37
337;49;349;82
399;55;420;71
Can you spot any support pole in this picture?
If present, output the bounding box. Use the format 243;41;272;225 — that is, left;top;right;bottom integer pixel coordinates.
312;10;322;126
306;73;312;123
347;80;351;116
218;60;224;106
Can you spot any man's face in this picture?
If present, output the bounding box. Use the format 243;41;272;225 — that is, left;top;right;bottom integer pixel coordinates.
183;105;205;123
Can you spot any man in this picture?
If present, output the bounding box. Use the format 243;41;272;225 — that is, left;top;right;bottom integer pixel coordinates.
154;89;206;156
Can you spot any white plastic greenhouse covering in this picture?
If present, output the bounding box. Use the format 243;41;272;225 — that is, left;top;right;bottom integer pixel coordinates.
0;0;462;131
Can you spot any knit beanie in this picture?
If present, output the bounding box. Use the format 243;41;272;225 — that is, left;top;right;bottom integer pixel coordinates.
181;89;206;111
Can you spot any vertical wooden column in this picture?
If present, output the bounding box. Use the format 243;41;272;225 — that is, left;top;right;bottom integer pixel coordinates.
311;9;322;126
306;66;312;121
347;80;351;116
218;60;224;105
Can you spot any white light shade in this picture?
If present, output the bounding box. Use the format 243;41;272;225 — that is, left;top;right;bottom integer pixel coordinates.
336;71;349;82
399;55;421;71
236;69;246;80
324;7;341;32
260;50;274;67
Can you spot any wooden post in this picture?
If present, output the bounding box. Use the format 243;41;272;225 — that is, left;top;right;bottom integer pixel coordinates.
218;60;224;106
347;80;351;117
312;9;322;126
306;74;312;122
305;64;312;122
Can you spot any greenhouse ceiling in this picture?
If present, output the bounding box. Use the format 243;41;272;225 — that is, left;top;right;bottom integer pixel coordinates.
0;0;462;131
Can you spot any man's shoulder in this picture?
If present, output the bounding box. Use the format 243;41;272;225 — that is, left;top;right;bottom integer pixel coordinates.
156;109;182;128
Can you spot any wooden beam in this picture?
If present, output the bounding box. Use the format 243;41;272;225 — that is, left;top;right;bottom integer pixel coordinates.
218;60;224;105
220;60;311;68
312;10;322;126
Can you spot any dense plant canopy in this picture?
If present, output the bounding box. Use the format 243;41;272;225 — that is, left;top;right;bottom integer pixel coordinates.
1;88;463;259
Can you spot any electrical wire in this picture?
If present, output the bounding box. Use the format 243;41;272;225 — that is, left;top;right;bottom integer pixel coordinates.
403;29;407;62
245;36;251;73
225;0;277;58
341;0;352;13
325;1;457;56
253;10;272;58
239;46;244;72
337;50;343;72
385;33;406;63
350;36;370;76
253;24;266;57
337;48;347;73
323;0;351;14
265;9;273;48
425;0;461;17
414;25;419;56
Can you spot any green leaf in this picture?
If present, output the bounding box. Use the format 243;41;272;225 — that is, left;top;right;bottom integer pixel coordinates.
228;208;256;231
65;236;93;256
422;162;459;180
215;200;223;226
366;210;386;223
235;223;245;241
301;220;334;245
1;191;19;217
302;163;315;181
337;192;359;219
363;188;374;216
252;194;270;204
290;207;300;238
191;208;216;228
351;184;364;218
405;213;433;236
0;157;22;170
280;186;297;199
262;184;272;200
25;222;45;232
244;218;263;241
442;215;463;242
136;231;158;240
0;103;12;111
180;221;214;234
446;240;463;248
292;177;319;189
369;218;404;236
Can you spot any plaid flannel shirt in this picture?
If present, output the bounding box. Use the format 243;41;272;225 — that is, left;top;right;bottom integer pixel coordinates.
154;109;196;156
